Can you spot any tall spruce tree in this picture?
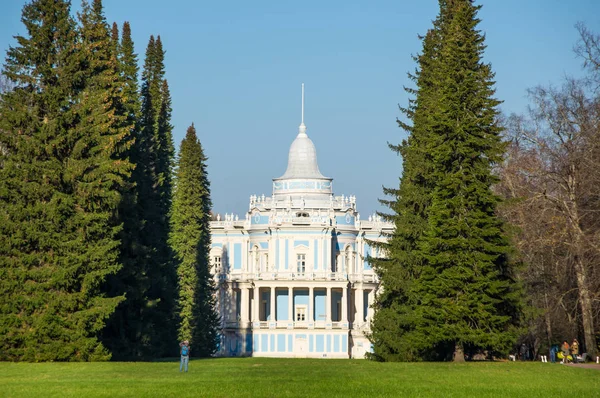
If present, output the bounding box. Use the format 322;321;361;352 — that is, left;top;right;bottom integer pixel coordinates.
369;3;448;362
100;20;150;359
137;34;177;357
0;0;132;361
412;0;521;361
110;22;119;58
169;124;219;355
370;0;522;361
155;77;178;352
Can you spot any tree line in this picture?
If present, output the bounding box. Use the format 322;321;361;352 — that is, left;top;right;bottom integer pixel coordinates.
0;0;219;361
370;0;598;362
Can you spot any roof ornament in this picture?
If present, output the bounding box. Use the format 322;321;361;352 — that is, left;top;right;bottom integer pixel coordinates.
299;83;307;136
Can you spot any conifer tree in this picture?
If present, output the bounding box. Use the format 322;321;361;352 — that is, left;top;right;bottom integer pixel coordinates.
170;125;220;355
369;3;447;362
370;0;522;361
415;0;521;361
110;22;119;58
136;34;177;357
0;0;132;361
100;20;150;359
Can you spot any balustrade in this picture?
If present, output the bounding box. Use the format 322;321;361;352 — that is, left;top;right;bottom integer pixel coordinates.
218;271;378;283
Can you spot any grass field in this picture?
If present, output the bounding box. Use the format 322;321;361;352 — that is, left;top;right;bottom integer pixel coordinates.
1;358;599;398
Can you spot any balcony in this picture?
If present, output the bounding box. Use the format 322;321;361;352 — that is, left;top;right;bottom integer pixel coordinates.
231;320;352;330
217;271;378;284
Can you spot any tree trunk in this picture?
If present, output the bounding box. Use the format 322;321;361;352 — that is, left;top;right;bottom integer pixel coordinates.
544;292;553;347
574;256;597;358
453;342;465;362
568;171;597;358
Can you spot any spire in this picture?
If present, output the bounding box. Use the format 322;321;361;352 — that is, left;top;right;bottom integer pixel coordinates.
299;83;307;136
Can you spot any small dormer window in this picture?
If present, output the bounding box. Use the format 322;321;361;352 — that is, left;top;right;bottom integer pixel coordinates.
295;212;309;218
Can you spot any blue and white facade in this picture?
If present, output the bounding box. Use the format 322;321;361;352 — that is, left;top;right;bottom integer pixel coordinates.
210;98;393;358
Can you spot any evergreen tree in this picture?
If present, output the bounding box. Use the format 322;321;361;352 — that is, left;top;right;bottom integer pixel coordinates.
100;20;150;359
369;3;448;362
0;0;132;361
110;22;119;59
370;0;522;361
136;34;177;357
154;77;178;353
418;0;521;361
169;124;219;355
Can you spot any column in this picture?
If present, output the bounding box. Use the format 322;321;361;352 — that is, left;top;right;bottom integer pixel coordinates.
366;289;375;322
309;287;314;323
243;239;248;274
356;286;364;326
326;287;332;323
241;287;249;325
252;286;259;322
270;286;276;322
341;285;348;323
323;231;328;273
288;287;294;322
268;233;274;272
357;237;363;277
308;240;313;275
315;239;320;272
327;233;332;274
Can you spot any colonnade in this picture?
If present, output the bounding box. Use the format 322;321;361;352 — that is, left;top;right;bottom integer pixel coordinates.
228;284;375;328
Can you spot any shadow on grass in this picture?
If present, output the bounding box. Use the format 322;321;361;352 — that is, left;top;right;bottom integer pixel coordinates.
150;356;226;363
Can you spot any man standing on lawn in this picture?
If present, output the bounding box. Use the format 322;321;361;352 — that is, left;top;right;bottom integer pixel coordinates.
179;340;191;372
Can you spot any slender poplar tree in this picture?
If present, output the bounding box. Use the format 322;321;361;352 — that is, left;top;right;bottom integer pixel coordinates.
170;124;219;355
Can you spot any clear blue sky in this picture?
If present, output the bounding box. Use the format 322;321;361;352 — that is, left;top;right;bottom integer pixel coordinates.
1;0;599;216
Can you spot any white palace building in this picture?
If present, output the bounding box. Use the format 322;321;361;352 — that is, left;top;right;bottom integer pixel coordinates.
210;87;393;358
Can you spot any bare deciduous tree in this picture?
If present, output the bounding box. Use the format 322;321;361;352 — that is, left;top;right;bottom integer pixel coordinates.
499;57;600;357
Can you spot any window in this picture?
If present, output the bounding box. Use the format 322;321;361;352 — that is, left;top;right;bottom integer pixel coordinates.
214;256;221;270
297;254;306;274
295;305;307;322
261;300;268;321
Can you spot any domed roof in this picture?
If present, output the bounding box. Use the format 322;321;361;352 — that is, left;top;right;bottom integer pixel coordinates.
276;123;328;180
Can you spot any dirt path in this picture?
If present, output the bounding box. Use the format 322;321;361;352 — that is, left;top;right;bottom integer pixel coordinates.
568;363;600;370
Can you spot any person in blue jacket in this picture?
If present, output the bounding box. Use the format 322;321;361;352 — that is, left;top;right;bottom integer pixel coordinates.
549;344;559;363
179;340;191;372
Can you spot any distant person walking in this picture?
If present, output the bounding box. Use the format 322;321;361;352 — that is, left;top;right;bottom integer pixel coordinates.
180;340;191;372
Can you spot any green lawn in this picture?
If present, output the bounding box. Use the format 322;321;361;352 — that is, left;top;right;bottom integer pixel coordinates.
1;358;598;398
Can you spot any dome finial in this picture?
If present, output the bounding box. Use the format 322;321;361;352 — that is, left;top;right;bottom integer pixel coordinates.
299;83;307;136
